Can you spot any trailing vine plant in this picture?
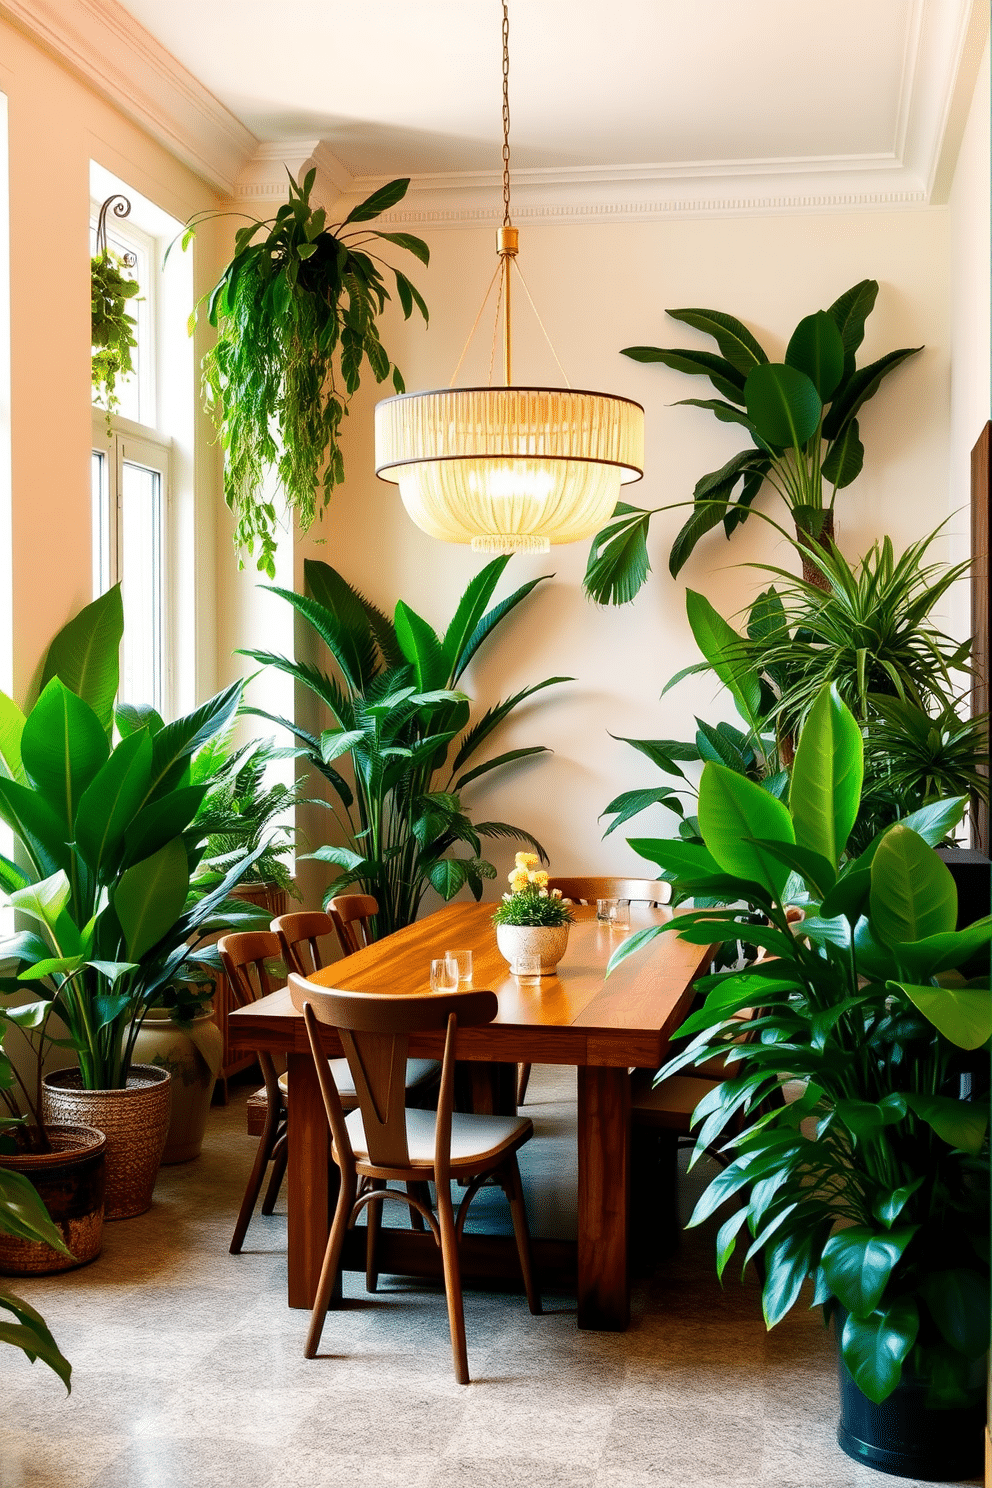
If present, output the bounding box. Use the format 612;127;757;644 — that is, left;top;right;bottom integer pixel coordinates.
180;169;430;578
91;249;139;432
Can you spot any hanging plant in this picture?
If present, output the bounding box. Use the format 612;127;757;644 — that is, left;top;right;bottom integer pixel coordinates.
91;249;139;430
181;169;430;579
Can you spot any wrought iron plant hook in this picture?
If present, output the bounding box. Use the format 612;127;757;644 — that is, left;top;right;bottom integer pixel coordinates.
95;194;137;267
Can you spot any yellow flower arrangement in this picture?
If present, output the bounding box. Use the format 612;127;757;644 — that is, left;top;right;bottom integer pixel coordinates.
492;857;573;927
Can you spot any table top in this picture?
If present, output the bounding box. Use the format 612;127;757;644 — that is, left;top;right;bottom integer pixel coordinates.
228;900;714;1069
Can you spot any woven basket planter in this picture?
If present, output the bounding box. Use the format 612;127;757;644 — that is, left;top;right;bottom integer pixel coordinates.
0;1124;106;1274
42;1065;171;1219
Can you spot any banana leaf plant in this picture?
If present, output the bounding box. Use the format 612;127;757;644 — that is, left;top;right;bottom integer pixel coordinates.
609;684;990;1407
0;589;269;1143
242;558;567;936
180;169;429;578
584;280;922;600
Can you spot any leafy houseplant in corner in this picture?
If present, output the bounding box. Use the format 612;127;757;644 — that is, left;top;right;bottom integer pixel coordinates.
181;169;429;577
0;590;266;1216
492;855;575;975
584;279;922;601
609;684;990;1482
244;557;564;937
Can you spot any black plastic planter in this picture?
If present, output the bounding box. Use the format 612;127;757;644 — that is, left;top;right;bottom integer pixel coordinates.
837;1350;985;1481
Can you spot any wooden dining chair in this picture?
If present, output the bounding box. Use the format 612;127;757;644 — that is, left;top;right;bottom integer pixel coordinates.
288;973;542;1384
515;876;671;1108
220;930;440;1255
271;909;337;976
547;875;670;905
327;894;379;955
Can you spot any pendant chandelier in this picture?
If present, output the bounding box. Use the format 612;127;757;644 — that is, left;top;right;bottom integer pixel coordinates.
374;1;644;554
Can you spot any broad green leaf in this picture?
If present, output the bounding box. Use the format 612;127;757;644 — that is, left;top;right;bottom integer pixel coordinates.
452;574;553;679
697;762;796;897
893;983;991;1053
820;867;870;924
893;917;992;981
789;683;863;867
454;746;547;791
585;503;654;603
869;827;957;946
605;923;669;975
667;497;728;579
821;1226;916;1318
601;787;684;836
114;837;190;960
21;680;108;829
626;837;721;881
0;1167;72;1254
620;345;747;404
303;844;365;872
73;730;153;879
744;363;822;450
146;683;241;801
785;311;845;401
872;1178;924;1228
123;785;206;868
0;778;69;878
442;558;510;673
827;279;879;357
342;177;410;223
905;1090;990;1152
394;602;448;692
887;797;967;847
0;691;26;783
835;1094;906;1144
841;1299;919;1405
762;1230;814;1327
822;346;923;442
320;729;365;764
752;840;836;898
370;229;430;267
666;307;769;374
821;418;864;488
39;584;123;734
919;1270;990;1359
685;589;761;728
9;872;70;929
428;857;471;900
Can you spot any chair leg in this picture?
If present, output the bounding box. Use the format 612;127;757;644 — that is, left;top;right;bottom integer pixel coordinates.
435;1179;470;1385
230;1106;283;1255
516;1062;532;1108
305;1169;356;1360
261;1133;288;1215
365;1180;385;1292
406;1181;430;1231
502;1154;541;1315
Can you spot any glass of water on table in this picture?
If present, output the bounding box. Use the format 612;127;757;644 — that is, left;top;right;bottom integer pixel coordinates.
430;956;459;993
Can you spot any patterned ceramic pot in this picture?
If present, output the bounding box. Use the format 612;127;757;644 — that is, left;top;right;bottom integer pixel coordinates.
132;1009;224;1164
496;923;570;975
42;1065;171;1219
0;1124;106;1274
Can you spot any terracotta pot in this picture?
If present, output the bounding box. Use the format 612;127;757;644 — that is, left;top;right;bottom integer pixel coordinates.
496;922;570;975
0;1124;106;1275
42;1065;171;1219
132;1008;224;1164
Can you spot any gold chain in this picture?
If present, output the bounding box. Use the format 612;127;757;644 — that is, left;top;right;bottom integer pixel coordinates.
501;0;511;226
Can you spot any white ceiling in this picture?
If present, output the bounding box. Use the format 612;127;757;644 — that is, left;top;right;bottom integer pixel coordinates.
6;0;987;216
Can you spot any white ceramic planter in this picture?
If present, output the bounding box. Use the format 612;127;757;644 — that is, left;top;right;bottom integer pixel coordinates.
496;922;570;975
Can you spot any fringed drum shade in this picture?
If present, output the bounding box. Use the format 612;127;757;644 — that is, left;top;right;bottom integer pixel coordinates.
374;386;644;553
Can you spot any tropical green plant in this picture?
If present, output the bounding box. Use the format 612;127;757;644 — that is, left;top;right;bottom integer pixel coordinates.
584;279;922;600
91;249;139;429
603;536;986;860
491;854;575;927
0;589;268;1134
609;684;990;1407
242;557;566;936
0;1177;72;1389
181;169;429;578
194;733;303;897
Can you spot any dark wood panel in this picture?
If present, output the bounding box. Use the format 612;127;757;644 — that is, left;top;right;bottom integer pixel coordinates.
972;422;990;853
576;1066;631;1331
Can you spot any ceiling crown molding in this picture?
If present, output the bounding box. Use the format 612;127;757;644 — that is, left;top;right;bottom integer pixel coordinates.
0;0;256;195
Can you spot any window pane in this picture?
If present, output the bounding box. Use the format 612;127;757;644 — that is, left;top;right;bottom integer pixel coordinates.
119;460;163;710
91;448;110;598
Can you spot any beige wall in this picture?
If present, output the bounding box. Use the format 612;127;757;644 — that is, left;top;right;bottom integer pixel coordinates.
281;204;952;907
0;16;226;705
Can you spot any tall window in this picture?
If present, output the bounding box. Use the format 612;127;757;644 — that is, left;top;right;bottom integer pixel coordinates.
91;168;186;715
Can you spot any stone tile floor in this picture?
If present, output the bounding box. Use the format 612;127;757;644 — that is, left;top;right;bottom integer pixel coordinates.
0;1065;979;1488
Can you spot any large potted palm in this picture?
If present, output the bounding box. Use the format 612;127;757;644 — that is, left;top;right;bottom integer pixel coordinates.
0;590;267;1216
611;684;990;1481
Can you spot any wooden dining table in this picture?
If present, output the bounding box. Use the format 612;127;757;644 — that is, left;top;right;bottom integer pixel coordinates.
227;899;713;1331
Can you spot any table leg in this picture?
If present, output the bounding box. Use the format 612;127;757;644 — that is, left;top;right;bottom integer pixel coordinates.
576;1065;631;1330
286;1050;333;1309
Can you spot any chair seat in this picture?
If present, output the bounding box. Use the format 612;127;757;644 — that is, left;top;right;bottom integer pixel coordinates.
343;1105;533;1172
277;1058;440;1101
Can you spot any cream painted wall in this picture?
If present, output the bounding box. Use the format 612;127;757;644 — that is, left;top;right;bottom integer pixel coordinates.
948;38;991;643
0;16;226;706
281;205;952;910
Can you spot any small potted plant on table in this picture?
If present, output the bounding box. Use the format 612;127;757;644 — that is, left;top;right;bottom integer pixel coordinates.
493;855;575;975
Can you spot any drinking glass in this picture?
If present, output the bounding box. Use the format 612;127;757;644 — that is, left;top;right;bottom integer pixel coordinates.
596;897;616;924
611;899;631;930
513;949;542;981
430;956;459;993
444;949;473;986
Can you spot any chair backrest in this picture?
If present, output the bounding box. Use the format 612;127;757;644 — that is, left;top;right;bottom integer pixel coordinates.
547;876;670;906
289;974;497;1171
218;931;284;1010
327;894;379;956
271;910;336;977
